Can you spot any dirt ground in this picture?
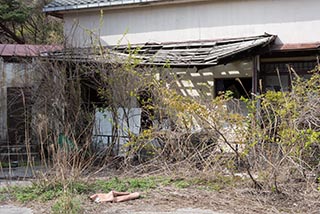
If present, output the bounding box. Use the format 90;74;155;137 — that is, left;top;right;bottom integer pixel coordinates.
4;181;318;214
1;166;320;214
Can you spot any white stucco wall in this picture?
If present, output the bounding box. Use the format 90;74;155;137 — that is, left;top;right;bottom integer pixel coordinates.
161;58;253;99
63;0;320;47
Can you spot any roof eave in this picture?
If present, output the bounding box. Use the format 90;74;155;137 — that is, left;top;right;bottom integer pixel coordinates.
43;0;211;14
270;43;320;52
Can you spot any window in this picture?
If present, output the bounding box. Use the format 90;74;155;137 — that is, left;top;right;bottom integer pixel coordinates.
260;61;317;91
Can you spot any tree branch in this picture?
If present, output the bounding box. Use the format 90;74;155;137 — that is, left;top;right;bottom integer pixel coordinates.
0;22;25;44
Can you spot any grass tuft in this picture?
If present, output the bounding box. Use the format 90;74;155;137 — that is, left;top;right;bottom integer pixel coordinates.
51;193;82;214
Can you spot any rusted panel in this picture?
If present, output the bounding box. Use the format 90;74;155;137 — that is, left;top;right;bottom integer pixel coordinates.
271;43;320;52
0;44;62;57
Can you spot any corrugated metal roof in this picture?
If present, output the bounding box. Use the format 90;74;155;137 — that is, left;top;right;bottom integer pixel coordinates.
0;44;63;57
44;34;276;67
43;0;164;12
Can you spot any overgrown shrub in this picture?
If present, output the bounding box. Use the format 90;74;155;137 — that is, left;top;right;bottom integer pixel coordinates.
244;67;320;191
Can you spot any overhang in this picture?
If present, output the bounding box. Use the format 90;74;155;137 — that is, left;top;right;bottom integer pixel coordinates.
261;42;320;59
271;42;320;52
43;0;209;14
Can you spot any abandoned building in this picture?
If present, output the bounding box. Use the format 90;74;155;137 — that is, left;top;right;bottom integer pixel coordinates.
42;0;320;152
42;0;320;153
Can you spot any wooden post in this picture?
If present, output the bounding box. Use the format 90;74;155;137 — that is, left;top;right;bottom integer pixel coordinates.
252;55;260;96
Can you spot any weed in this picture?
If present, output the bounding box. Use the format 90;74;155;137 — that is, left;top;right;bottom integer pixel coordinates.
93;177;158;192
94;177;128;192
6;182;63;202
51;193;82;214
0;192;7;202
39;189;63;202
173;179;191;189
127;177;157;191
167;175;241;191
156;177;172;186
69;181;93;194
11;185;42;202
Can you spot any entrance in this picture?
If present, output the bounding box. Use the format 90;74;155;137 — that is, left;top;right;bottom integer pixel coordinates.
7;87;32;144
215;78;252;99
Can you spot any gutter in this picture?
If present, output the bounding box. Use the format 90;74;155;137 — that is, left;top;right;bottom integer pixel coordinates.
43;0;162;12
43;0;211;13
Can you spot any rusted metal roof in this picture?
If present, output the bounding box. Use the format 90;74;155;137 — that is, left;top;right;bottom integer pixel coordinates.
271;42;320;52
44;34;276;67
43;0;165;13
0;44;62;57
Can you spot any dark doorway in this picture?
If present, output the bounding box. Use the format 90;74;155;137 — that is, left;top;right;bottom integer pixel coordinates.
7;87;32;145
215;78;252;99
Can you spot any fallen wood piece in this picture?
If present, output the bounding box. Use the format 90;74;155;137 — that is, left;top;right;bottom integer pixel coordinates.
90;191;140;203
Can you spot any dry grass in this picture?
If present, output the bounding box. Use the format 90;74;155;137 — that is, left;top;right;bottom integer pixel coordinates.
3;169;319;214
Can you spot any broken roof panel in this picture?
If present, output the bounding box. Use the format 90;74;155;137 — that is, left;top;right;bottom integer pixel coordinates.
115;34;276;67
43;0;164;12
44;34;276;67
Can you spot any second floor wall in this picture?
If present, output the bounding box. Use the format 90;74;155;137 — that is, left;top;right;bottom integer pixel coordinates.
63;0;320;47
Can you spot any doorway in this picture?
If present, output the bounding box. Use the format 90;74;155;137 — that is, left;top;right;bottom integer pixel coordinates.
215;78;252;99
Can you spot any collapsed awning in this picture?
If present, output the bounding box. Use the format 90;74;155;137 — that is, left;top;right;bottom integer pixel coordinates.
43;34;276;68
115;34;276;67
